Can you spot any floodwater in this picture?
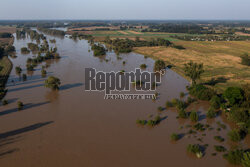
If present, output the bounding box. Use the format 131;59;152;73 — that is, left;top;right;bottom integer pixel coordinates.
0;31;247;167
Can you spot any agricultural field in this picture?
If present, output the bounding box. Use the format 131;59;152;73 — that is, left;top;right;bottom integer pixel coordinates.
134;41;250;91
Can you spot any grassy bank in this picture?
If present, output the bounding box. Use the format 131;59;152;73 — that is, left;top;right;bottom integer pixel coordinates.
0;56;13;99
134;41;250;91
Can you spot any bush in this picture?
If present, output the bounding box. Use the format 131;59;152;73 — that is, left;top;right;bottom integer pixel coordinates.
21;47;30;54
241;53;250;66
228;129;242;142
242;151;250;167
206;107;217;118
227;107;249;124
166;101;173;108
17;101;24;110
187;144;203;158
214;136;225;142
193;123;205;131
157;106;164;112
171;98;179;106
2;99;8;105
210;95;221;109
223;149;244;165
171;133;180;141
91;44;106;56
190;111;199;122
188;84;215;101
140;64;147;69
154;60;165;72
178;109;188;118
136;119;147;125
180;92;185;98
22;74;27;81
223;87;244;106
15;66;22;74
26;64;34;71
214;145;227;152
41;69;47;77
176;100;187;110
44;76;61;90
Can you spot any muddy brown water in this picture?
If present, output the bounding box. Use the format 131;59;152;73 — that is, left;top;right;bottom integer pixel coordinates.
0;31;248;167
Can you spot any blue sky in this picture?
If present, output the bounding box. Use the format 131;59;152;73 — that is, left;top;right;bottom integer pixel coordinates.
0;0;249;20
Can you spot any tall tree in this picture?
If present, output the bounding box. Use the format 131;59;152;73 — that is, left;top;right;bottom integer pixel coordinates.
184;61;204;85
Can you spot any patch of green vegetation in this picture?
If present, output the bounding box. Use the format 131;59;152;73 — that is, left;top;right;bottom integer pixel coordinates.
187;144;203;158
214;145;227;152
206;107;217;118
193;123;205;131
170;133;181;141
17;101;24;110
140;64;147;69
178;109;188;118
44;76;61;90
223;149;244;165
228;129;242;142
189;111;199;122
214;136;225;142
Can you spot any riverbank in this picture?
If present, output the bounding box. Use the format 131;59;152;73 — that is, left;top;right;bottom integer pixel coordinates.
134;41;250;92
0;56;13;99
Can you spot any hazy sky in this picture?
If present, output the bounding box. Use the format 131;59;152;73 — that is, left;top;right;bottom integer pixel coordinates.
0;0;249;20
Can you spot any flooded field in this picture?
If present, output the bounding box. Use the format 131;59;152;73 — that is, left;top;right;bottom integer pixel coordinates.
0;31;247;167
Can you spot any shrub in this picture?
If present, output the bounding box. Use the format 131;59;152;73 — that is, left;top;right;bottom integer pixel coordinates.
154;60;165;72
22;74;27;81
228;129;241;142
223;87;244;106
190;111;199;122
180;92;185;98
171;133;180;141
223;149;244;165
171;98;179;106
15;66;22;74
136;119;147;125
157;106;164;112
227;107;249;124
17;101;24;110
176;100;187;110
44;76;61;90
140;64;147;69
178;109;188;118
21;47;30;54
188;84;215;101
206;107;216;118
214;136;225;142
193;123;205;131
214;145;227;152
41;69;47;77
2;99;8;105
166;101;173;108
187;97;196;104
26;64;34;71
210;95;221;109
241;53;250;66
187;144;203;158
242;151;250;167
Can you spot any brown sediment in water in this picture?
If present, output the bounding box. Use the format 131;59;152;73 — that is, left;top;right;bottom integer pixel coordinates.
0;31;248;167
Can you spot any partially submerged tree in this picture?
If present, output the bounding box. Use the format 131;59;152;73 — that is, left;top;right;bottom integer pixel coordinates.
44;76;61;90
184;61;204;85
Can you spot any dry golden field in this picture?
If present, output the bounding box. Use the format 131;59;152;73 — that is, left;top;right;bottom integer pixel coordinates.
134;41;250;91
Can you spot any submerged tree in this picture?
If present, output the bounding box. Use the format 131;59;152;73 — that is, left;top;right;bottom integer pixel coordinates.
154;60;166;72
184;61;204;85
44;76;61;90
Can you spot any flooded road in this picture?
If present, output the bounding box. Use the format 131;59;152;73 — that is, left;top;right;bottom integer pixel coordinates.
0;32;244;167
